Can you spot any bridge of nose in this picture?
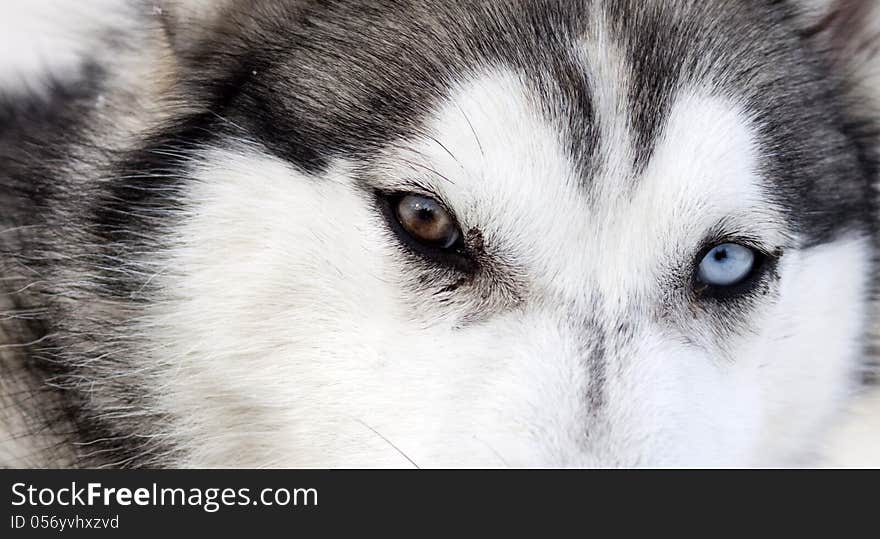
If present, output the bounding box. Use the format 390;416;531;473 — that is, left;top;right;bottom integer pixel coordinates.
408;57;773;322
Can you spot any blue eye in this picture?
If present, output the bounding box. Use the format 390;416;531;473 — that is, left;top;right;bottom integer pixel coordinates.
697;243;757;287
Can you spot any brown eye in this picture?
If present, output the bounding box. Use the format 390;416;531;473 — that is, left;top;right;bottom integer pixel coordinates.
394;194;461;249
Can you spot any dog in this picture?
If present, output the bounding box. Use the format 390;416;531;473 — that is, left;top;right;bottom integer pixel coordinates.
1;0;879;467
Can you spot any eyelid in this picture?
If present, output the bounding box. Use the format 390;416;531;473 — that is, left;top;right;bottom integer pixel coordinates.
374;185;460;226
702;214;791;250
693;240;765;269
695;228;778;261
691;244;779;302
372;189;474;273
364;174;443;200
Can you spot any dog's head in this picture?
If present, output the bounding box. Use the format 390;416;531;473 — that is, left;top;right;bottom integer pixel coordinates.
39;0;880;467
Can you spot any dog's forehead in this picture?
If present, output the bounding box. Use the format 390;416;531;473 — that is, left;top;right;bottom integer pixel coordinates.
252;0;772;167
234;0;872;243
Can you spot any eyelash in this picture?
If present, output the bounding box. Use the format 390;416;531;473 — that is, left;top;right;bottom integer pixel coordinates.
373;190;475;273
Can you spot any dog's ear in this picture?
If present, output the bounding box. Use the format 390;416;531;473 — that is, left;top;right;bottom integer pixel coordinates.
155;0;234;56
794;0;879;46
0;0;142;95
792;1;880;108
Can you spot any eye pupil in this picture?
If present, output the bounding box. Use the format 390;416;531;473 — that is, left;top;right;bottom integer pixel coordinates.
395;194;461;249
697;242;757;288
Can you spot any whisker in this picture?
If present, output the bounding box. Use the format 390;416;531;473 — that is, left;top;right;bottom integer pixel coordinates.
399;158;456;185
455;102;485;158
426;135;465;171
354;418;420;469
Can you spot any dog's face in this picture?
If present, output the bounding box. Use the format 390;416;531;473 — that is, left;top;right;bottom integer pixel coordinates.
44;0;877;467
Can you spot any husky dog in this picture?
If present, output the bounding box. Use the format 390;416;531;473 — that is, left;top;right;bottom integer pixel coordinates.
1;0;879;468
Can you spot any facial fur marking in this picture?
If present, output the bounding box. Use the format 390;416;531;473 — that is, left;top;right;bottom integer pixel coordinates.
2;0;878;469
606;1;688;174
584;323;608;413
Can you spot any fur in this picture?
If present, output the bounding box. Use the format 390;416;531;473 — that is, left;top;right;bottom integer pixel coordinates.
1;0;879;467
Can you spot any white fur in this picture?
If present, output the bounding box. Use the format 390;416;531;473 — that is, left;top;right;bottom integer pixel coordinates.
821;388;880;467
0;0;138;95
132;61;872;467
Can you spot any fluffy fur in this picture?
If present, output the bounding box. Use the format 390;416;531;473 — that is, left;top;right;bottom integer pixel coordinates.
1;0;879;467
0;1;138;94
